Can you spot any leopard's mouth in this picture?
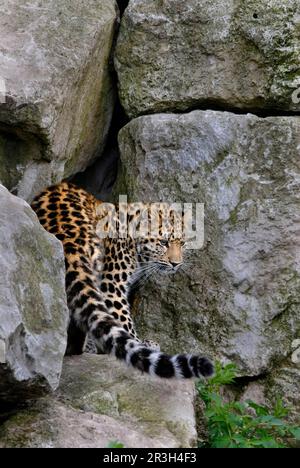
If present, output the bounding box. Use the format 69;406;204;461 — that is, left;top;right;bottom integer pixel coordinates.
156;262;182;274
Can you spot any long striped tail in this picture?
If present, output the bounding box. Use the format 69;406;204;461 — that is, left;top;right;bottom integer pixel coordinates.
88;313;214;379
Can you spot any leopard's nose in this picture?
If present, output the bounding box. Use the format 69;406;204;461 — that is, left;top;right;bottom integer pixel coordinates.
170;262;181;269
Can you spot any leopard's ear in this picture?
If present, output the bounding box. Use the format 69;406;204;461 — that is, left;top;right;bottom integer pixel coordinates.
150;203;185;241
148;203;171;238
127;203;150;239
95;202;116;220
95;203;118;239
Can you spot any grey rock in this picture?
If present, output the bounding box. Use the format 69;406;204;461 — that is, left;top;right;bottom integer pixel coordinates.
0;185;69;400
0;0;118;202
115;0;300;118
116;110;300;386
266;364;300;423
0;355;197;448
240;382;267;406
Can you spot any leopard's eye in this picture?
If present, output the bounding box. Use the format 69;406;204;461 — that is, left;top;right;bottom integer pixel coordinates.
159;239;168;247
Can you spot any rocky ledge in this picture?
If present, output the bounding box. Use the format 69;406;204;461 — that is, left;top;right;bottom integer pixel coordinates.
0;355;197;448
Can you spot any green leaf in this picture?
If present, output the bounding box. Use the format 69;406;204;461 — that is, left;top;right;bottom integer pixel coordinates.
246;401;269;416
226;413;243;427
232;402;247;414
251;438;282;448
289;427;300;440
209;393;223;406
212;437;232;448
258;416;286;426
273;399;290;418
107;440;125;448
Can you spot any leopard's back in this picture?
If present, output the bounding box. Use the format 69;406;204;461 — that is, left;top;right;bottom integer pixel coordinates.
31;182;106;353
31;181;99;247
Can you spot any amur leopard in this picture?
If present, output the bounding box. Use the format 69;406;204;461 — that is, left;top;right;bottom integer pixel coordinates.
31;181;213;379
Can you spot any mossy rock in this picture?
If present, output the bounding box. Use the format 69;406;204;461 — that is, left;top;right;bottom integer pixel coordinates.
115;0;300;117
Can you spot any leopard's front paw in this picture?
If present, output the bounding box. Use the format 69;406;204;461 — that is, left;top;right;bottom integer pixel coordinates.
84;335;101;354
142;339;161;351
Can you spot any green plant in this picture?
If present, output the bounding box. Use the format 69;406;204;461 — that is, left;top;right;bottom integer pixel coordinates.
107;440;125;448
197;362;300;448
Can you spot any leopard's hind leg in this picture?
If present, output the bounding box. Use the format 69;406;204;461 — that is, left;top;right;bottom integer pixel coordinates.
66;317;87;355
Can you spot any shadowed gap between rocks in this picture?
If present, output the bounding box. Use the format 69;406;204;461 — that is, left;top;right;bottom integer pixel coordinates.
128;100;300;120
70;0;130;197
116;0;130;16
0;123;50;195
70;100;128;200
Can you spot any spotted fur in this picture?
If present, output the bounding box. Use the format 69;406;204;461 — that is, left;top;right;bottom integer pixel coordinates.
31;182;213;379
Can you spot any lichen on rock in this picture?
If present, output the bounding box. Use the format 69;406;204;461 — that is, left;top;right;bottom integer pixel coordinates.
0;355;198;448
115;0;300;117
116;110;300;414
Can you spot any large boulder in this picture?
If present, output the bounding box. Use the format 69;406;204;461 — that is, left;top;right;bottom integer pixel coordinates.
0;355;197;448
115;110;300;391
0;185;69;401
115;0;300;118
0;0;118;202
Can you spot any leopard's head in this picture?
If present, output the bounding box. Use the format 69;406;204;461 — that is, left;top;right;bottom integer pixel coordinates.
137;236;185;273
133;203;187;275
96;201;189;277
